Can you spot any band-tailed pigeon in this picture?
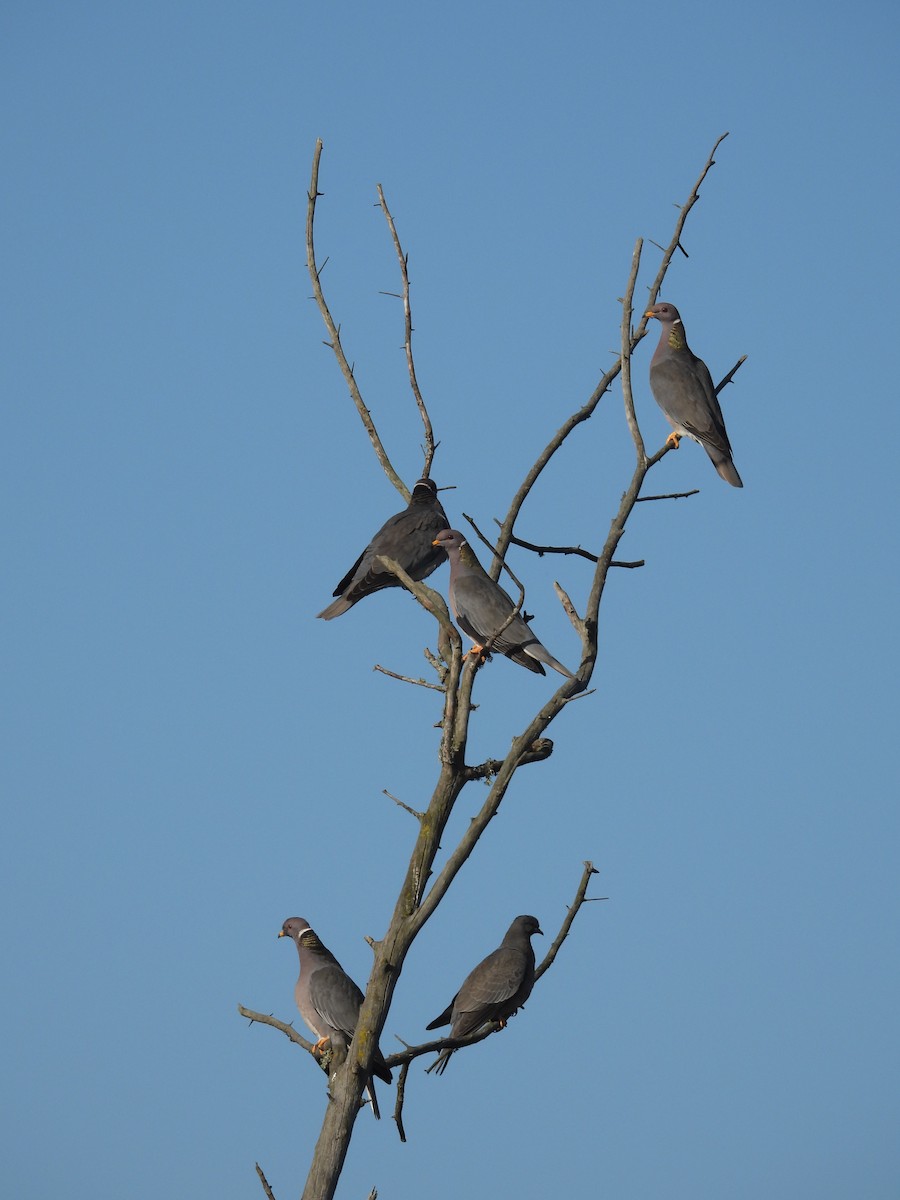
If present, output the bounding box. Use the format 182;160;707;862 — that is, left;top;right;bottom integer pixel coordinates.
432;529;574;678
645;302;743;488
279;917;391;1118
426;914;543;1074
317;478;449;619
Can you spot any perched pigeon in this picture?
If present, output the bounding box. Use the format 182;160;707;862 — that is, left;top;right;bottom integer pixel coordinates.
279;917;391;1118
432;529;574;678
426;914;543;1074
645;302;743;488
317;478;449;619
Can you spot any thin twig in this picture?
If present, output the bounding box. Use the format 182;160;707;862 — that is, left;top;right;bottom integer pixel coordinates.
535;860;602;982
554;581;585;638
239;1006;315;1052
644;440;677;469
376;185;436;475
392;1062;410;1143
715;354;747;396
501;526;644;568
422;645;448;684
636;488;700;502
383;789;425;820
643;133;730;314
255;1162;277;1200
621;237;645;461
568;255;659;685
462;514;529;599
306;141;406;499
373;665;446;692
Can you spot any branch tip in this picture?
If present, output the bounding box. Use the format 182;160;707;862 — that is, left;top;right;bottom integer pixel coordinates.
255;1162;277;1200
383;789;425;820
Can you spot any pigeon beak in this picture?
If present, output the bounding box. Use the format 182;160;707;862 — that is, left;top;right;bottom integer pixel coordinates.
432;537;441;547
277;929;287;939
537;926;544;936
644;309;655;319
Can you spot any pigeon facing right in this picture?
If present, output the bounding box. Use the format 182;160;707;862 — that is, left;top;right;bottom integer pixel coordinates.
426;914;543;1075
279;917;392;1118
317;478;449;619
645;302;743;488
432;529;574;678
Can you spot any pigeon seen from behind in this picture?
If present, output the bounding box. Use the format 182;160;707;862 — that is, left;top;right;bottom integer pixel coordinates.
645;302;743;487
426;914;543;1074
432;529;574;678
279;917;392;1118
317;477;449;619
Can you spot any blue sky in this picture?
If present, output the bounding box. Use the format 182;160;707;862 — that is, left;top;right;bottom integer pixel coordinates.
3;2;899;1197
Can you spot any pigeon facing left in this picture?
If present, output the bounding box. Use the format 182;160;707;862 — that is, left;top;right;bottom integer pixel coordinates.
432;529;574;678
279;917;392;1118
645;302;743;487
426;914;543;1074
317;478;449;619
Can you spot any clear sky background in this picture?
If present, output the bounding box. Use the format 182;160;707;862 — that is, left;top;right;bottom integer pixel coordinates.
3;3;899;1198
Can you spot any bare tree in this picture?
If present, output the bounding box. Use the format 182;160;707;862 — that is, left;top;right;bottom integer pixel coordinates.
239;133;743;1200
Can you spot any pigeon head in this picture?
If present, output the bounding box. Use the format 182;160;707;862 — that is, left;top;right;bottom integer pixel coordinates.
645;302;682;325
411;478;439;501
278;917;312;942
279;918;330;955
512;915;543;939
432;528;466;553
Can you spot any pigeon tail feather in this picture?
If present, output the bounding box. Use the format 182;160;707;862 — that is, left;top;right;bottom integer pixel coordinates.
711;454;743;488
317;596;354;620
525;643;575;678
505;646;547;675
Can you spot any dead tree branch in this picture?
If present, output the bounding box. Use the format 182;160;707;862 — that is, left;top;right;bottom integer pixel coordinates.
636;489;700;502
715;354;748;396
244;133;738;1200
376;185;436;475
501;527;645;568
383;790;425;820
535;861;602;982
255;1162;277;1200
642;132;730;316
373;664;446;692
238;1006;310;1050
306;140;406;499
